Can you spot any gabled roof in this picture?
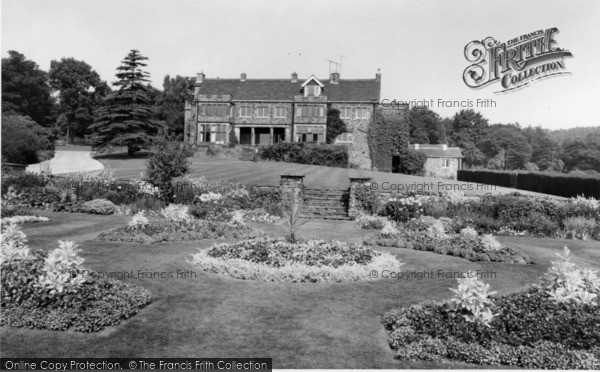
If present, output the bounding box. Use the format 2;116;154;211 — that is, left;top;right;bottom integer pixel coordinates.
196;77;380;102
414;147;463;158
300;75;324;88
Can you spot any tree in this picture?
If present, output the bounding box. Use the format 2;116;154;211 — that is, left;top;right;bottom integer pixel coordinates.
156;75;195;135
1;114;55;164
49;57;110;142
522;126;560;171
2;51;55;126
325;108;347;144
561;135;600;172
145;131;189;200
448;109;489;167
88;50;164;156
395;148;426;175
480;124;531;170
408;106;446;144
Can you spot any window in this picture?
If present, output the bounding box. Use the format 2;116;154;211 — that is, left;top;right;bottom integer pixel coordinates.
304;85;321;97
340;107;352;119
355;107;369;119
200;104;229;116
239;106;252;118
198;124;228;143
256;106;269;118
297;104;324;117
295;125;324;142
335;132;354;143
274;106;287;119
214;124;228;143
441;158;450;168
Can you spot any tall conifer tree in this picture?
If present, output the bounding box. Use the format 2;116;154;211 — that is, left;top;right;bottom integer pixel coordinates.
89;50;163;155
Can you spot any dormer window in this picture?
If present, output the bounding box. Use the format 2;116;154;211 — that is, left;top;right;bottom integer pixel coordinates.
300;75;325;97
304;85;321;97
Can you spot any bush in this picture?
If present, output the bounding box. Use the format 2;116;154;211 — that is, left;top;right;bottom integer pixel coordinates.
145;132;189;200
364;216;530;264
1;172;48;195
260;142;348;168
394;148;426;176
383;249;600;368
97;219;262;244
1;114;55;165
188;238;403;283
1;234;151;332
80;199;116;215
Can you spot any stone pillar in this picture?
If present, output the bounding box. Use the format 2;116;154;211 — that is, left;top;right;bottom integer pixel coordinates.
270;127;274;145
348;177;373;218
285;127;291;142
251;127;255;146
280;175;305;205
234;127;241;143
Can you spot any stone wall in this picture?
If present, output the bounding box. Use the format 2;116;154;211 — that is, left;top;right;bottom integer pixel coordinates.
423;158;460;180
329;103;373;170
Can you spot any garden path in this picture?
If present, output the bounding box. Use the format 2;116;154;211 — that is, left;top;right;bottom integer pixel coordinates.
26;150;105;174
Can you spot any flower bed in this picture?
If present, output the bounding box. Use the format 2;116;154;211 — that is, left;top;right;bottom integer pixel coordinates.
97;219;262;244
382;248;600;368
364;217;529;264
1;215;49;225
188;238;403;283
0;224;151;332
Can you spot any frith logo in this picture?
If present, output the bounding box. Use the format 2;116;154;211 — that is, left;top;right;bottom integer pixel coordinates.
463;27;573;93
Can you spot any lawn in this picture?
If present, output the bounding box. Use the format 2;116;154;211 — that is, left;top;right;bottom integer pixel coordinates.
2;212;597;368
99;153;550;197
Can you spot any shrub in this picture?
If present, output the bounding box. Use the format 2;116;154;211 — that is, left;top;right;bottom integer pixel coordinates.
1;114;55;165
97;219;262;244
383;248;600;368
188;238;403;283
353;185;380;215
160;203;192;224
1;172;47;195
563;217;598;240
382;195;429;222
260;142;349;168
394;148;426;176
1;232;151;332
364;216;529;264
449;271;497;326
80;199;116;215
128;211;149;230
145;132;189;200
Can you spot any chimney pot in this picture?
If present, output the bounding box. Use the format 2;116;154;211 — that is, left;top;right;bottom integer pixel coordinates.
330;72;340;84
241;72;247;81
196;72;205;83
291;72;298;82
375;68;381;82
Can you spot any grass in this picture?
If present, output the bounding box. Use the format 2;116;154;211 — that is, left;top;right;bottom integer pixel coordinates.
99;154;553;197
2;212;598;368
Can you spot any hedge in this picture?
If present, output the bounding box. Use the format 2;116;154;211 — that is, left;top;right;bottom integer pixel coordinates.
458;169;600;198
260;142;348;168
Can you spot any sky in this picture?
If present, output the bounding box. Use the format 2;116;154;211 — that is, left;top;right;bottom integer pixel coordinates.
2;0;599;130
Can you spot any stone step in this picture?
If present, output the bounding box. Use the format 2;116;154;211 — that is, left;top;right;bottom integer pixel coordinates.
304;190;348;196
304;202;346;208
303;206;347;213
301;214;352;220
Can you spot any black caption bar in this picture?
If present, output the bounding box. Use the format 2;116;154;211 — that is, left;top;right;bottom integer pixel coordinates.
0;358;272;371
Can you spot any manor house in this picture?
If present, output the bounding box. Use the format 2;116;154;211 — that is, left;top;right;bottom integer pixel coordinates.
184;70;382;168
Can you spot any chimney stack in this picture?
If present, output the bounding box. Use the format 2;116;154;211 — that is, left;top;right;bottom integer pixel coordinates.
330;72;340;84
196;72;205;83
241;72;247;81
291;72;298;82
375;68;381;82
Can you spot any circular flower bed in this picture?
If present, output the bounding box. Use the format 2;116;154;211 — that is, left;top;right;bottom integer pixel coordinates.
188;238;403;283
